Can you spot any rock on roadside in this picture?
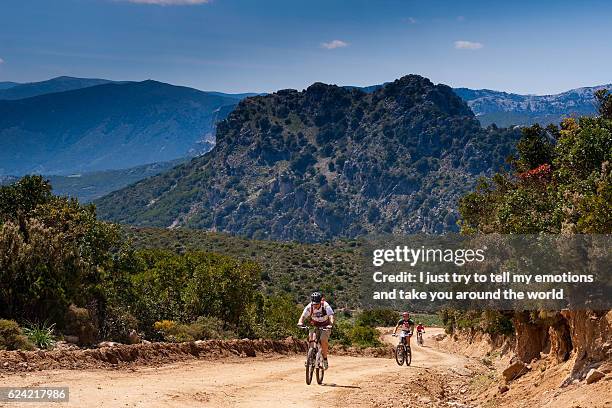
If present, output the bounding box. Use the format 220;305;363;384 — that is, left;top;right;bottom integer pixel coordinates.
503;361;529;381
586;369;605;384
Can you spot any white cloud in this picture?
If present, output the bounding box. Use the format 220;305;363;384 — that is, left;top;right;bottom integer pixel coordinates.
406;17;417;24
0;58;4;64
454;40;483;50
120;0;211;5
321;40;348;50
456;15;465;22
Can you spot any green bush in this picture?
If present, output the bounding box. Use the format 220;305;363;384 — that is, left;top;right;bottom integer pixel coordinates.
243;294;302;340
330;316;383;348
0;319;34;350
23;321;56;349
330;317;353;346
347;325;383;348
100;306;140;343
355;309;399;327
154;316;234;342
0;176;120;326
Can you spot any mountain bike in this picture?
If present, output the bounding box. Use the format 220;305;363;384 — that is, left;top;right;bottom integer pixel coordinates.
392;331;412;366
417;330;424;346
299;325;331;385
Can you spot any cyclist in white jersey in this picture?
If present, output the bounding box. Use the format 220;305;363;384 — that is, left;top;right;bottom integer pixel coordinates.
297;292;335;369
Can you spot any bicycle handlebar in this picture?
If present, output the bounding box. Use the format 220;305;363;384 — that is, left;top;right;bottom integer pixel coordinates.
297;324;332;330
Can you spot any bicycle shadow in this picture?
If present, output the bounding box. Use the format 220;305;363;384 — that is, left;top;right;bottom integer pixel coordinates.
319;383;361;389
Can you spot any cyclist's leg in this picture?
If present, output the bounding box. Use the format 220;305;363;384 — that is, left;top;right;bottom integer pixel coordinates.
319;328;331;359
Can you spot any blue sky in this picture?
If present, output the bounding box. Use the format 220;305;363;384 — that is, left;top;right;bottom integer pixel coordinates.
0;0;610;94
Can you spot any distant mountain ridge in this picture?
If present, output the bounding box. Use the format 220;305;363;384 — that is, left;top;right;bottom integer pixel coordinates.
0;76;115;100
0;82;19;91
0;80;240;175
454;84;612;126
47;159;187;202
95;75;520;241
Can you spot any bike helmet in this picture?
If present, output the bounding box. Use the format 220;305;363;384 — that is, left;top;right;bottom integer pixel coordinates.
311;292;323;303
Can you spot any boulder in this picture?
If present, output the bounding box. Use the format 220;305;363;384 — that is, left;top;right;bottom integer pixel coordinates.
499;385;509;394
128;330;140;345
585;369;605;384
97;341;121;348
503;361;529;381
433;333;447;341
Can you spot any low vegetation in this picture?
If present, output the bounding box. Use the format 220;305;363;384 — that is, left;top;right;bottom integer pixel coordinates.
0;177;386;349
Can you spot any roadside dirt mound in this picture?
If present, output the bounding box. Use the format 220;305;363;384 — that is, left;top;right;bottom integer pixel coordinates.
0;338;307;372
0;338;391;373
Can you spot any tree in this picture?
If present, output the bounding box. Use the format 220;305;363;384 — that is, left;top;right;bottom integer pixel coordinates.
513;124;556;172
595;89;612;119
459;113;611;234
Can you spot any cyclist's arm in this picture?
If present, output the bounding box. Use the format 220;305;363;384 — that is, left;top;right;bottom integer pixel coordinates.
324;303;335;326
298;305;310;326
392;322;400;335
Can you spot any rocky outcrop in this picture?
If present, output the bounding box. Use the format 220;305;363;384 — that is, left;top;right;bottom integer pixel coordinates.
96;75;521;241
502;361;529;381
509;310;611;379
512;316;549;362
560;310;612;377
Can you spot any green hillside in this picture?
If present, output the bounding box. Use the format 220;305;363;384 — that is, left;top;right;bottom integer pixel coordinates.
96;75;521;241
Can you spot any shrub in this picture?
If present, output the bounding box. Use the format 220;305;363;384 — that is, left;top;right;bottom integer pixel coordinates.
154;316;234;342
355;309;399;327
330;317;352;346
0;319;34;350
347;325;382;348
101;306;140;343
64;304;98;346
23;321;56;349
245;294;302;340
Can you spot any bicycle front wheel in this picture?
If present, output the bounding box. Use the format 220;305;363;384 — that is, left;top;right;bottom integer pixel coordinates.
405;346;412;366
395;345;405;366
306;348;316;385
316;367;324;384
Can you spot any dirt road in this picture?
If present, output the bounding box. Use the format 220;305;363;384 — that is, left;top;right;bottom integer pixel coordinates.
0;329;472;408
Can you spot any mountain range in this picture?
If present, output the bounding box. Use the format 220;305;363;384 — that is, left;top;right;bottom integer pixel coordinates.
0;74;608;203
0;82;20;90
454;84;611;127
0;76;115;100
0;79;243;175
95;75;521;241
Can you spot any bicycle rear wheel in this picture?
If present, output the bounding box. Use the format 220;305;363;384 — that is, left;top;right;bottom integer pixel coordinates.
316;367;324;384
306;348;316;385
405;346;412;366
395;345;405;366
